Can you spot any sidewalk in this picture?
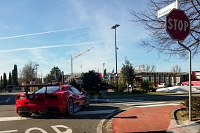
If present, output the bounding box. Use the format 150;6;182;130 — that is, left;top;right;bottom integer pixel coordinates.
110;105;200;133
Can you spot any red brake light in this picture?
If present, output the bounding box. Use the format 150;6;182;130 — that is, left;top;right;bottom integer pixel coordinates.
16;94;26;100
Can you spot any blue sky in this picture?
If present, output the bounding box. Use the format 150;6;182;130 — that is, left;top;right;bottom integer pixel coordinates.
0;0;199;78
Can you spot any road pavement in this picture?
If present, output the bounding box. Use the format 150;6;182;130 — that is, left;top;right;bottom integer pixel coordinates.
1;91;200;133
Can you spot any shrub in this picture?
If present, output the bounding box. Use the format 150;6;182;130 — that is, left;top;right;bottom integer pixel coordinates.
181;97;200;113
136;80;154;92
118;79;126;92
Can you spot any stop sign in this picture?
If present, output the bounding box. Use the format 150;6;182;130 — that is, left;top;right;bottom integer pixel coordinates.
166;9;190;41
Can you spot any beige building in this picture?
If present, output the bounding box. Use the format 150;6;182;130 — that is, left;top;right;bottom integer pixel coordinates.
135;72;189;87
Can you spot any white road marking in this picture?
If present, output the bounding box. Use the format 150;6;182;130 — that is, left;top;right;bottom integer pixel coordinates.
137;103;179;108
106;99;144;103
0;117;28;122
25;127;47;133
109;99;180;107
74;109;116;115
0;130;18;133
6;98;10;102
114;101;165;106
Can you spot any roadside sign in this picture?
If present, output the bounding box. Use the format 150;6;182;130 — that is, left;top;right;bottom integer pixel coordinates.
166;9;190;41
157;1;177;18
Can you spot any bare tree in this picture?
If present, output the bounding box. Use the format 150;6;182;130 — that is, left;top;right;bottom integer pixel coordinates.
129;0;200;59
18;61;39;84
171;65;182;73
139;64;157;72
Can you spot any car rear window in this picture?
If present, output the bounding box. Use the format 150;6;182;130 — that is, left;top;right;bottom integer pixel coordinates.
35;86;60;94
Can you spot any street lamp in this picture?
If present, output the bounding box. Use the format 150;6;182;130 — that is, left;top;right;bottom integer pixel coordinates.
103;63;105;80
111;24;120;92
35;64;39;84
62;71;64;83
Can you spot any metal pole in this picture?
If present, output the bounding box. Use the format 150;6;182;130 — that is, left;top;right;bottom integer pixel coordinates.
35;64;39;84
176;0;179;9
62;71;64;83
111;24;120;92
70;54;73;74
189;49;192;121
178;41;192;121
115;28;118;92
103;63;104;73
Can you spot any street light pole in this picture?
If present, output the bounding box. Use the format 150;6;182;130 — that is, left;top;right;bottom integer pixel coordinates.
103;63;105;79
35;64;39;84
62;71;64;83
111;24;120;92
70;54;73;74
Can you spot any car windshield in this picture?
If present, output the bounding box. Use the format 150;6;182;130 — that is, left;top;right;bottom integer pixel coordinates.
34;86;59;94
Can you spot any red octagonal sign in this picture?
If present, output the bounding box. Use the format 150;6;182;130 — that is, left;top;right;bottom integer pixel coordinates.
166;9;190;41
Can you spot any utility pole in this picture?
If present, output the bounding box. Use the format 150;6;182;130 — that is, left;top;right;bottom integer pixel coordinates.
70;47;94;74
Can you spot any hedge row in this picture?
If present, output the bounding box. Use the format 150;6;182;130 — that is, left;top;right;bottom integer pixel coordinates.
181;97;200;112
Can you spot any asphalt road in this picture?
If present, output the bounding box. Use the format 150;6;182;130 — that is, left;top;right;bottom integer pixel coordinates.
0;92;199;133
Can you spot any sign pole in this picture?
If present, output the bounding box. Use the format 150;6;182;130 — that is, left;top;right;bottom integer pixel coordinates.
176;0;179;9
178;41;192;121
160;3;191;121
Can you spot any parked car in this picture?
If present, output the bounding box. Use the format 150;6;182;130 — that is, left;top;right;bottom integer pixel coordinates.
15;84;89;117
157;83;168;88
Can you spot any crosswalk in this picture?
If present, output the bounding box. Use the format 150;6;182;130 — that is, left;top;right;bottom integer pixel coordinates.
105;99;181;108
78;98;181;116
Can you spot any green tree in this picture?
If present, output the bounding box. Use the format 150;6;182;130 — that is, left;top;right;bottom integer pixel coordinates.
139;80;153;93
120;58;135;92
81;71;102;92
12;64;18;86
0;76;2;91
46;67;62;83
118;79;126;92
3;73;7;90
8;72;12;85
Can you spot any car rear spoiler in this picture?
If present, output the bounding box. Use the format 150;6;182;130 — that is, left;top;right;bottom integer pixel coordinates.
18;84;64;96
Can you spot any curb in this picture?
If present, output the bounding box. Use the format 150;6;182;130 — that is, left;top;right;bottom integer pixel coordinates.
168;108;200;133
102;110;124;133
170;108;180;124
103;106;181;133
102;106;134;133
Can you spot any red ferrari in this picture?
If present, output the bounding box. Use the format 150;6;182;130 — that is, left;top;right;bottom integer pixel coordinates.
15;84;90;117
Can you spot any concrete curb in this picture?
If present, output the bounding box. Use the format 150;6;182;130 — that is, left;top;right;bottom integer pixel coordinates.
167;108;200;133
103;106;184;133
101;106;134;133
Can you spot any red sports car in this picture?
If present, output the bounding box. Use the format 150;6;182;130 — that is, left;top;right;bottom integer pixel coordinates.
15;84;90;117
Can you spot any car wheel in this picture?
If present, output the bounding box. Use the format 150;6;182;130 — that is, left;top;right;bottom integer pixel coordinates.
66;98;74;115
84;96;90;108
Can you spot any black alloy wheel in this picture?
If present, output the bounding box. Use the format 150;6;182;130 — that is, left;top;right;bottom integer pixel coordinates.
84;96;90;108
66;98;74;115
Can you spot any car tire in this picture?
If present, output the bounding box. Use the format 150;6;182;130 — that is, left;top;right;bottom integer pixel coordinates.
84;96;90;108
66;98;74;115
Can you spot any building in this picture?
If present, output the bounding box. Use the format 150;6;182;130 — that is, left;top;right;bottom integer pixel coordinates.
135;72;188;87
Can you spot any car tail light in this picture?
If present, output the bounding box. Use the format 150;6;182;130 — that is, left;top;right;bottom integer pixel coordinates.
16;95;26;100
